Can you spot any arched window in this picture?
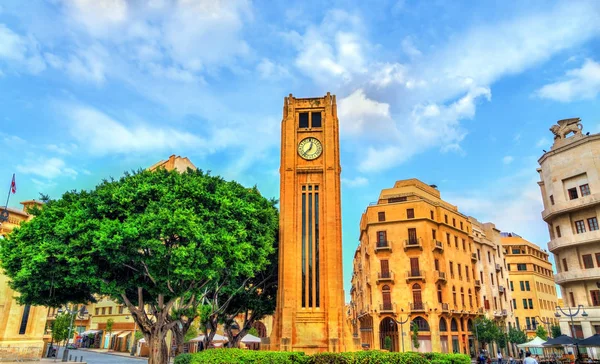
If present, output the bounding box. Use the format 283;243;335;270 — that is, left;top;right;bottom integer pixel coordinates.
439;317;447;332
452;286;457;306
382;285;391;310
412;316;430;331
412;283;423;310
460;287;465;306
437;285;443;304
450;318;458;332
468;289;473;307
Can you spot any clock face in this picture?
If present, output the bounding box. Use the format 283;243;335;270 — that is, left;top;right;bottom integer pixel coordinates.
298;137;323;160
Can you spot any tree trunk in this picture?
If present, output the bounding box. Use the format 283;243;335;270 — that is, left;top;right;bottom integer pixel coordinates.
147;330;169;364
171;327;185;356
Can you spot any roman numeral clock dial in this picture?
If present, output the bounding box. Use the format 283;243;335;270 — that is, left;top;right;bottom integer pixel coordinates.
297;137;323;160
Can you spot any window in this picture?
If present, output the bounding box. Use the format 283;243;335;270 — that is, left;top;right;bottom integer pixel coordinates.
299;112;309;128
568;187;579;200
596;253;600;267
569;292;575;307
445;215;448;224
452;218;456;227
515;317;520;330
523;299;528;309
575;220;586;234
517;264;527;271
528;299;533;309
446;233;451;245
449;262;454;275
477;249;481;260
118;306;124;314
432;229;437;240
311;112;322;127
465;266;469;281
407;208;415;219
591;290;600;306
430;210;434;219
512;299;516;309
460;221;463;230
408;228;417;244
525;281;530;291
520;281;525;291
439;317;447;331
550;195;554;205
580;184;591;196
452;286;457;305
18;305;31;335
102;307;106;315
507;264;511;271
458;264;462;279
434;259;440;271
487;251;491;263
378;212;385;222
583;254;594;269
462;239;466;251
377;231;387;244
389;196;407;203
510;281;514;291
454;236;458;248
556;225;562;238
108;307;113;315
525;317;531;329
95;308;99;315
588;217;599;231
490;273;494;285
562;258;568;272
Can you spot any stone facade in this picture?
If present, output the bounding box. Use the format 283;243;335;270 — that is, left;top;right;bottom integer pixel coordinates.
538;118;600;338
500;234;559;338
0;201;47;358
271;93;349;353
350;179;495;355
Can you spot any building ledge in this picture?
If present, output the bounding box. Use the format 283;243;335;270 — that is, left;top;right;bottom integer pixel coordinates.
555;268;600;284
542;192;600;221
548;230;600;252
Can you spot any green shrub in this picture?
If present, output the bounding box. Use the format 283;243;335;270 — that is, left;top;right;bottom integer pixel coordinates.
180;349;470;364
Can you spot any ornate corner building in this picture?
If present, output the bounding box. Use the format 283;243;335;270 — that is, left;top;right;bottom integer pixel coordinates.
349;179;515;355
538;118;600;338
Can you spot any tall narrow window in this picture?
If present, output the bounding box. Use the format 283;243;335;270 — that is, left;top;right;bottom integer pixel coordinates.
308;187;313;307
460;221;463;230
569;292;575;307
311;112;322;128
301;188;306;307
556;225;562;237
299;112;309;128
315;187;320;307
434;259;440;271
591;290;600;306
430;210;434;219
432;229;437;240
437;285;443;304
549;195;555;205
452;218;456;227
562;258;568;272
380;260;390;278
19;305;31;335
382;285;392;310
408;228;417;245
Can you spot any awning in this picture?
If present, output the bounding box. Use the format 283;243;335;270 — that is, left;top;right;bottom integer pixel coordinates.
118;332;131;338
240;334;261;343
81;330;102;335
108;331;123;337
189;334;228;343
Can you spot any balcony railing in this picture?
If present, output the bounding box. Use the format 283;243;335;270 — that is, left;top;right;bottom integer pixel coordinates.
433;240;444;252
403;238;423;251
477;307;484;314
471;253;477;261
406;270;425;282
375;240;392;252
435;270;447;282
410;302;427;312
495;263;501;271
441;303;449;312
380;303;395;313
474;280;481;288
377;271;395;283
498;285;505;294
501;309;508;316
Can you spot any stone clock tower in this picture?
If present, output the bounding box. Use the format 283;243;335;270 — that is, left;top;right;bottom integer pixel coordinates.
271;93;347;353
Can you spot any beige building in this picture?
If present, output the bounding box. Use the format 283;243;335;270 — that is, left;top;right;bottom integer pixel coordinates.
501;233;559;338
0;201;48;358
350;179;482;355
538;118;600;338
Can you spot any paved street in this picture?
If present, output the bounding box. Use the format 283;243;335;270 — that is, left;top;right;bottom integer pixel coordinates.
54;347;149;364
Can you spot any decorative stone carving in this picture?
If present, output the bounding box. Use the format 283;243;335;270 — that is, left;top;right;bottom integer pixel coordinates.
550;118;582;140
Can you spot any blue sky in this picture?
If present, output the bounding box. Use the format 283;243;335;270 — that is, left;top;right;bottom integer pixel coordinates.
2;0;600;299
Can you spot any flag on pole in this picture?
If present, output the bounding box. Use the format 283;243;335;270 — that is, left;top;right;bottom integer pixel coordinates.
10;174;16;194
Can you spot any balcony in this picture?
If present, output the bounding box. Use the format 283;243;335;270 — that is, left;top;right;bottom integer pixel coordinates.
498;285;505;294
403;238;423;251
377;271;395;284
474;280;481;289
433;240;444;252
555;267;600;284
406;270;425;282
477;307;484;314
548;229;600;252
501;309;508;316
495;263;501;271
375;240;392;253
441;303;449;312
410;302;427;313
542;192;600;221
471;253;477;261
435;270;447;283
380;303;395;314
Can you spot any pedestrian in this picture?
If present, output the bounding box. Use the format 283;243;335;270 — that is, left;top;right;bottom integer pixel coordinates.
497;350;503;364
478;350;486;364
519;349;524;360
523;351;538;364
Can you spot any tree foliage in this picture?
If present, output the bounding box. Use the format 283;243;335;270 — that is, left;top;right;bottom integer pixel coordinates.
473;317;501;347
0;168;278;364
551;325;561;338
507;326;527;345
535;325;548;340
411;322;420;349
52;312;73;345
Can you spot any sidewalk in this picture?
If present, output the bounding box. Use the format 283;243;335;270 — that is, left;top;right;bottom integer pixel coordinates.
78;348;146;360
15;360;85;364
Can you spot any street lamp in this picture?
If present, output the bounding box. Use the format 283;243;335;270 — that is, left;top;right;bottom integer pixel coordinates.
125;316;138;356
57;305;88;362
555;305;588;362
534;316;552;338
389;315;410;352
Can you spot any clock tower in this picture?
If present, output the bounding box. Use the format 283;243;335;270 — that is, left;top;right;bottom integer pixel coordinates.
271;93;347;353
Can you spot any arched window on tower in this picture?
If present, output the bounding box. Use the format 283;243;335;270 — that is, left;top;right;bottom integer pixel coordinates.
450;318;458;332
412;316;430;331
439;317;447;332
412;283;423;310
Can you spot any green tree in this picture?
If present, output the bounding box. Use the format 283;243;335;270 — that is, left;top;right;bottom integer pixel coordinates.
551;325;561;338
474;317;501;349
535;325;548;340
384;336;392;351
507;326;527;345
0;168;278;364
106;318;114;350
52;312;73;349
411;322;420;350
247;327;259;337
183;324;198;343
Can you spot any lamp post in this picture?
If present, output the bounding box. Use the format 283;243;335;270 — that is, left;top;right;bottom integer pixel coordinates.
555;304;588;362
125;316;137;356
390;315;410;352
58;305;88;362
534;316;552;338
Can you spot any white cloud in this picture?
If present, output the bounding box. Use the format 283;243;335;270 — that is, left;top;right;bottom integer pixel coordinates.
342;176;368;187
535;59;600;102
17;157;77;179
338;89;394;138
401;37;421;58
0;24;46;74
63;103;204;155
256;58;289;80
63;0;128;37
503;156;514;164
46;144;72;155
45;46;108;85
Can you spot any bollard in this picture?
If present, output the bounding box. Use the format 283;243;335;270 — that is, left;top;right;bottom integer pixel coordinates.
69;354;72;361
